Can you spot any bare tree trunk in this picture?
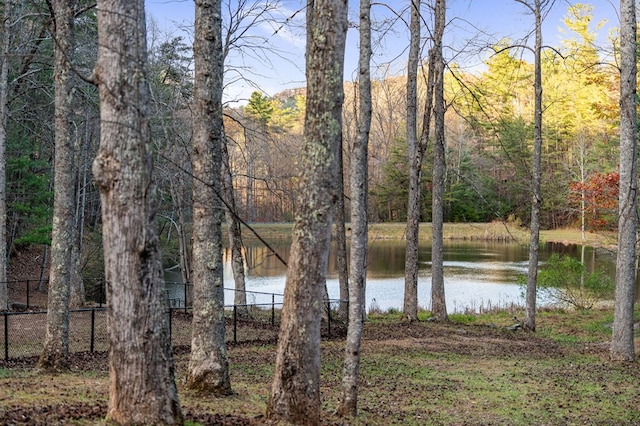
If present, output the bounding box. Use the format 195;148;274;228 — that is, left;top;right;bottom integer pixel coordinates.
611;0;637;362
93;1;183;423
70;116;88;309
334;144;349;319
222;133;248;316
403;0;421;322
168;179;191;286
338;0;371;415
69;241;84;307
245;145;255;221
0;0;10;311
523;0;543;332
266;0;347;422
430;0;448;322
39;0;76;372
38;245;49;292
187;0;232;395
577;133;587;243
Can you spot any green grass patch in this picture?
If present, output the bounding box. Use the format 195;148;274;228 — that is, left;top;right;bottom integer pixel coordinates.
448;313;477;324
3;308;640;425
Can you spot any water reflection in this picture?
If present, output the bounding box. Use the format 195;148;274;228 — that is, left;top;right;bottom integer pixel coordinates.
211;240;616;313
165;240;617;312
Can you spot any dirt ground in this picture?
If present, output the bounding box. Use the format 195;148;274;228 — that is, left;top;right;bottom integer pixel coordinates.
7;245;50;309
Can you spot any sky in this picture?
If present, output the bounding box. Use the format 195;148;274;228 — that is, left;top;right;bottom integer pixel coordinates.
144;0;620;105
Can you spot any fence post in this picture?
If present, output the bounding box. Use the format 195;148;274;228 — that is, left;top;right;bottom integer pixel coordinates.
184;281;188;314
327;300;331;335
26;280;30;309
3;312;8;361
90;308;95;353
168;308;172;342
271;293;275;326
233;305;237;344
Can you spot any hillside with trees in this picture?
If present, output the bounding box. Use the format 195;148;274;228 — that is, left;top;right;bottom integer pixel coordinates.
0;2;623;278
223;5;621;229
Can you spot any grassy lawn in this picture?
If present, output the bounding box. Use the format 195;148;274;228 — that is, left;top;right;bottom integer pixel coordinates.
2;308;639;425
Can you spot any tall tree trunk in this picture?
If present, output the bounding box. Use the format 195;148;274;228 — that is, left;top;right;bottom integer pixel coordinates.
577;133;587;243
69;240;84;307
70;120;88;309
334;143;349;319
611;0;637;362
39;0;76;372
430;0;447;322
187;0;232;395
0;0;10;311
266;0;347;422
245;143;255;221
338;0;371;415
403;0;421;322
222;133;248;316
92;1;183;423
167;177;191;287
523;0;543;332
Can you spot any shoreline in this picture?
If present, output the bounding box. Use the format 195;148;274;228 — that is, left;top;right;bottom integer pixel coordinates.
237;222;617;250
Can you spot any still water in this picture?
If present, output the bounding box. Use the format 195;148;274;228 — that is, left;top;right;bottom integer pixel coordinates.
190;240;616;314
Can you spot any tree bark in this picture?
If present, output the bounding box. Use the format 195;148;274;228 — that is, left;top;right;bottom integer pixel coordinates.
69;239;85;308
266;0;347;422
187;0;232;395
403;0;421;321
168;179;192;286
0;0;10;311
523;0;543;332
334;144;349;319
611;0;637;362
92;1;183;423
39;0;76;372
222;133;248;317
70;115;88;309
338;0;371;416
430;0;448;322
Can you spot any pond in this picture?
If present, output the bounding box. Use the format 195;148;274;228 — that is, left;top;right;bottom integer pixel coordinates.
233;240;617;313
168;239;618;314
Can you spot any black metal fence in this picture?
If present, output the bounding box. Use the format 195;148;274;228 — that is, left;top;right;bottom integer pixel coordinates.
7;279;297;312
0;290;344;361
1;308;108;361
6;278;107;310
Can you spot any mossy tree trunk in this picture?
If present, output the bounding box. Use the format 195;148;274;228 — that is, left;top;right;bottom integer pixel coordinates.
0;0;11;311
403;0;421;322
92;0;183;423
39;0;77;372
338;0;371;416
266;0;347;423
430;0;448;322
187;0;232;395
